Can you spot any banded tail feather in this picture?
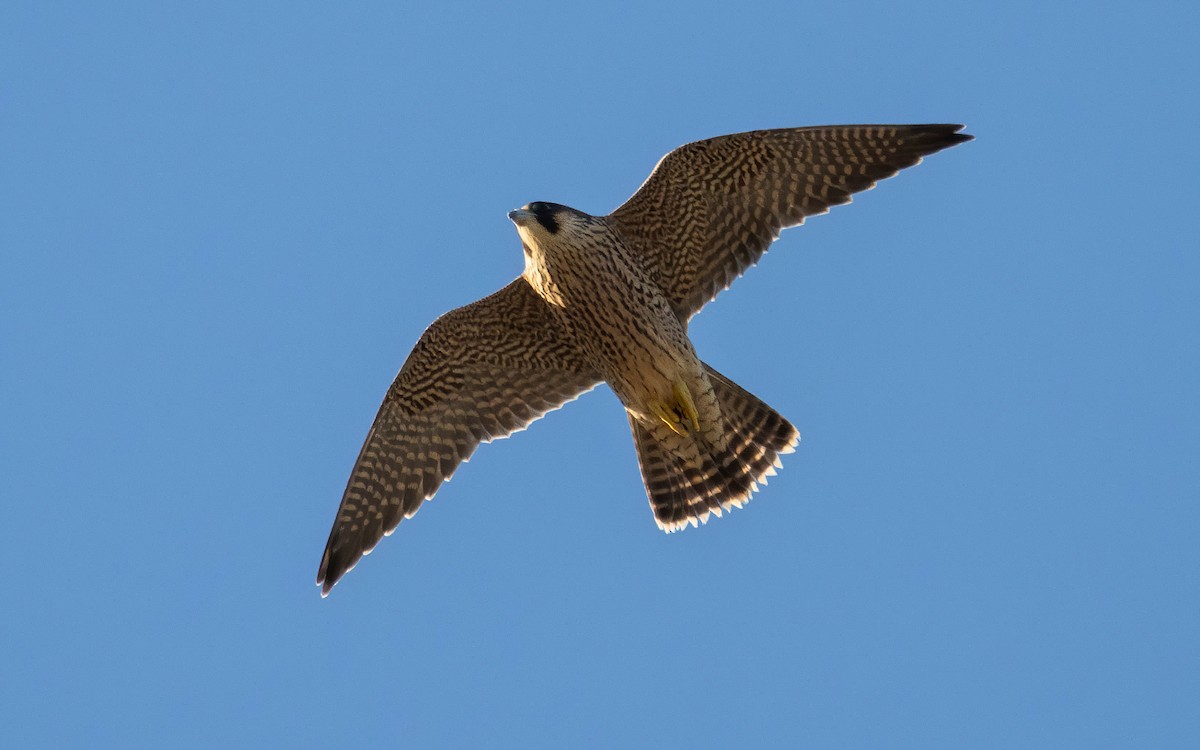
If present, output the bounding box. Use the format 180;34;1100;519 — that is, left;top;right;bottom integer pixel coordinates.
630;364;799;530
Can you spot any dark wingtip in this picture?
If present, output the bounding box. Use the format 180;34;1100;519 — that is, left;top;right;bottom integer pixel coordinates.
317;572;340;598
946;123;973;144
930;123;973;145
897;124;973;158
911;123;971;139
316;548;339;597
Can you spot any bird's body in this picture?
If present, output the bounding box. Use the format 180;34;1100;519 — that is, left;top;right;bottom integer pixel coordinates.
318;124;973;595
517;204;701;432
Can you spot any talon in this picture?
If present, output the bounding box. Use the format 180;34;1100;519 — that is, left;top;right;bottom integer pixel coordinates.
673;377;701;433
652;401;688;436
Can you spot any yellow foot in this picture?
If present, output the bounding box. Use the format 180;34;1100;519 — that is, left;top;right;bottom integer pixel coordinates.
650;377;701;436
672;377;701;434
652;401;688;436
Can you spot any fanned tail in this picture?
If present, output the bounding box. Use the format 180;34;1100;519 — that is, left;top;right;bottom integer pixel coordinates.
629;363;799;531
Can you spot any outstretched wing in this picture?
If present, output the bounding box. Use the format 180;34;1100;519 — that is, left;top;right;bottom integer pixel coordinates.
318;278;601;595
607;124;972;320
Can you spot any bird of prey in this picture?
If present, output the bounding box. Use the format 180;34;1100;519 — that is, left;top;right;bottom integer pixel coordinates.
317;124;972;595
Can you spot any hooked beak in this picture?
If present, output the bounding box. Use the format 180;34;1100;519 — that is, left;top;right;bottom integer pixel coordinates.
508;207;534;225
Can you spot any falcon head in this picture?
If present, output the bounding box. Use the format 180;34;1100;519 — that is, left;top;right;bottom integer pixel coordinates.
508;201;565;234
509;201;607;306
509;201;598;267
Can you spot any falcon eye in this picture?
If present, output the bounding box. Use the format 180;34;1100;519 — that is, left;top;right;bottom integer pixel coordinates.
530;202;559;234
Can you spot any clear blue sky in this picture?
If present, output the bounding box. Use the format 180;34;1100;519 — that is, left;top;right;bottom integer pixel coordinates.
3;2;1197;747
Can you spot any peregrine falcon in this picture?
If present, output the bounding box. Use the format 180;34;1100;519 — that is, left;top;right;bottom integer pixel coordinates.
318;124;972;595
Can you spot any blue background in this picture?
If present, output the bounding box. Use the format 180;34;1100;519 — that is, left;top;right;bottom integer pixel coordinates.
3;2;1197;747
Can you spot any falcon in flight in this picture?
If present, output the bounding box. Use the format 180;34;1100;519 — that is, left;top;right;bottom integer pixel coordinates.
318;124;972;595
